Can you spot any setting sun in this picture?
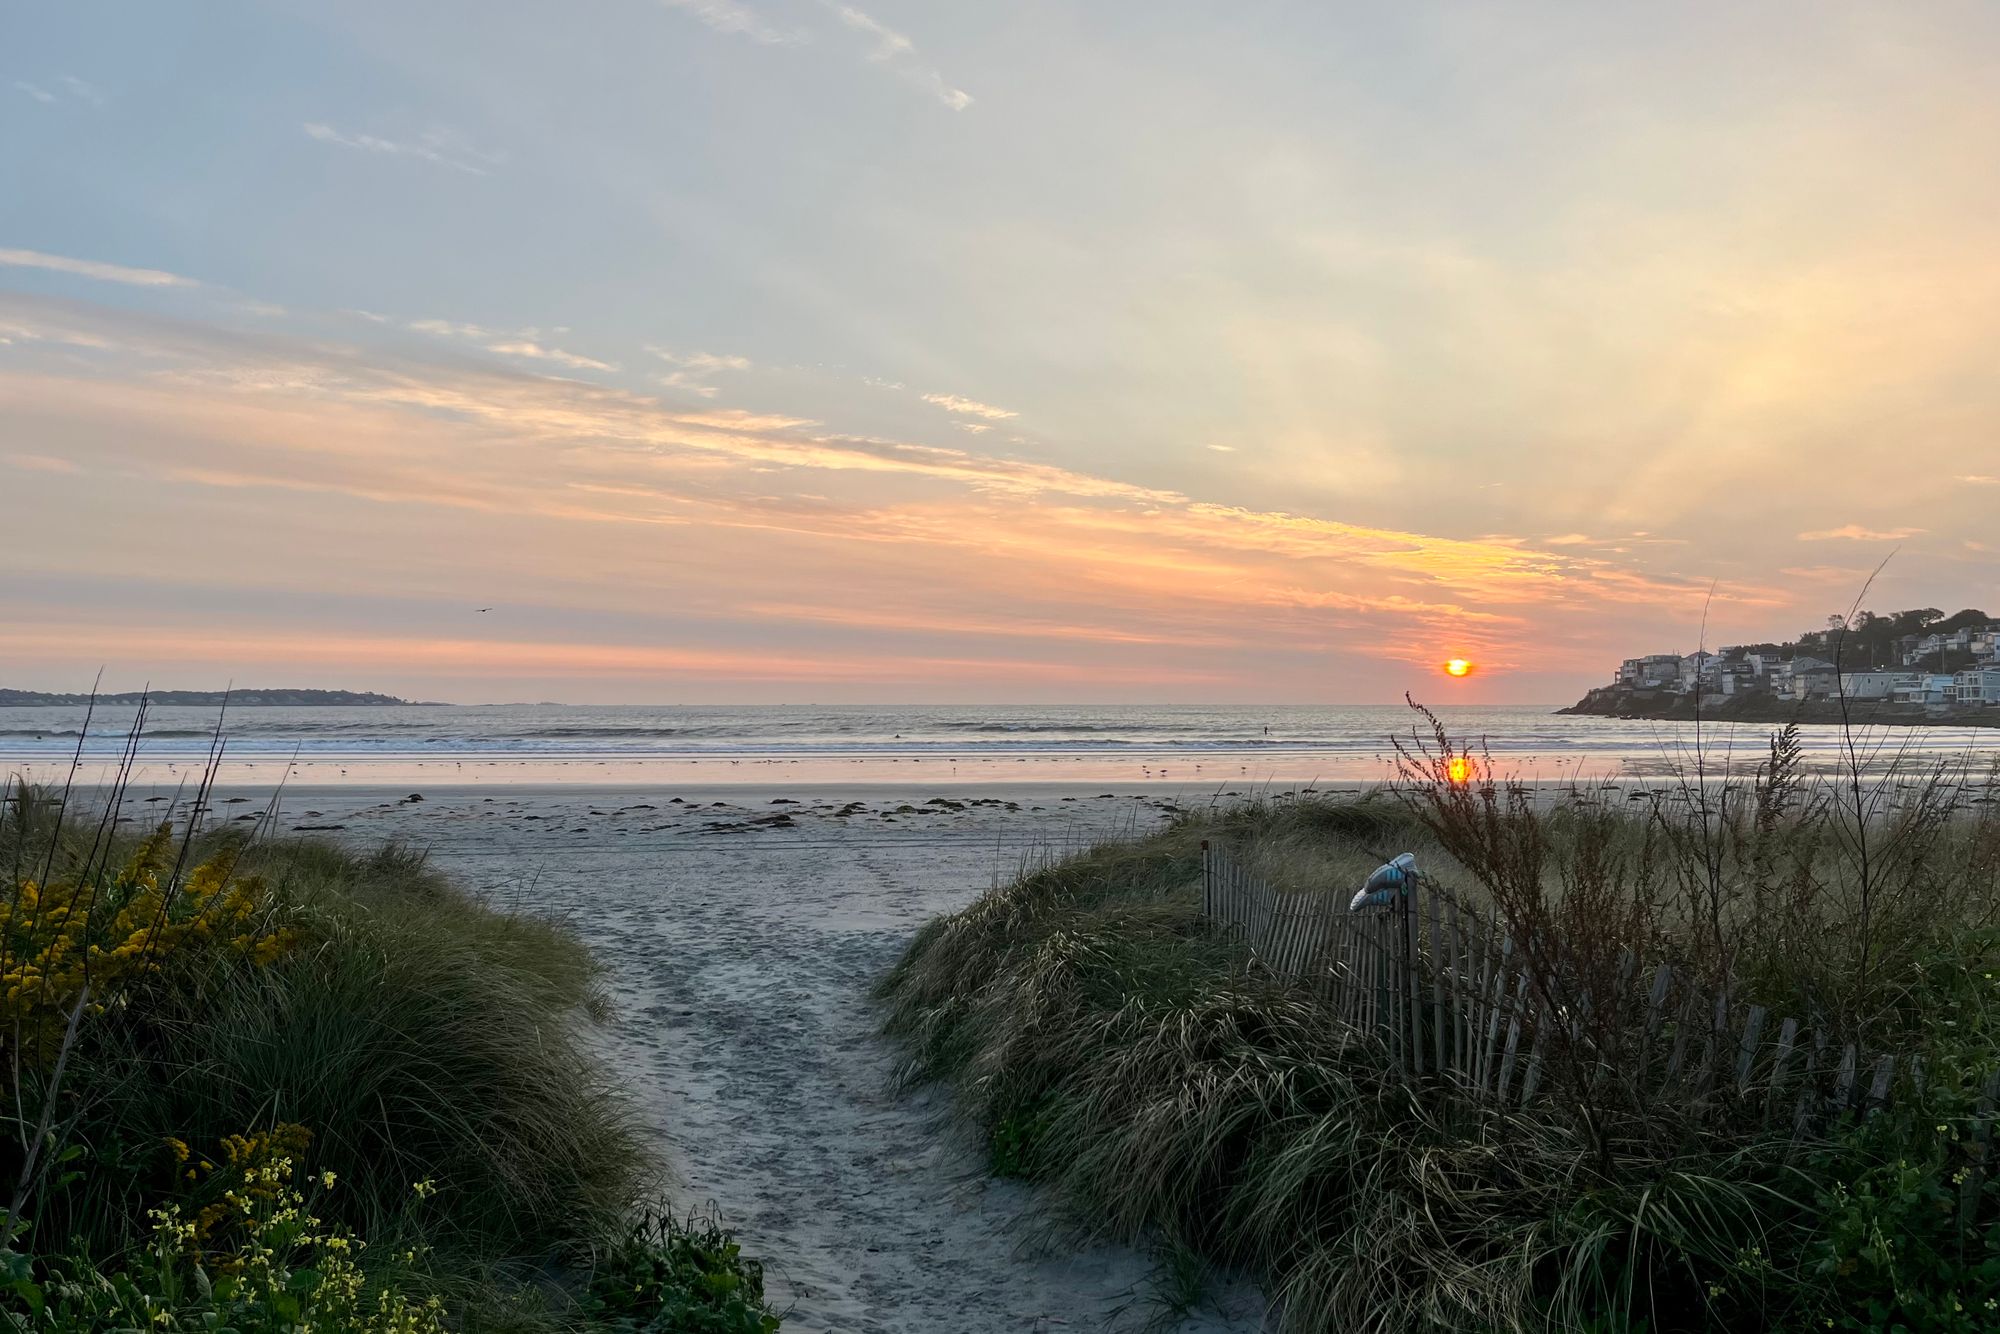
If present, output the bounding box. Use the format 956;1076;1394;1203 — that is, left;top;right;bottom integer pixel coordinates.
1444;658;1474;678
1446;756;1476;784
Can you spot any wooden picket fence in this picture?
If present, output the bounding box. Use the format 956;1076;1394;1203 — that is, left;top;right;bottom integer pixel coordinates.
1200;840;2000;1133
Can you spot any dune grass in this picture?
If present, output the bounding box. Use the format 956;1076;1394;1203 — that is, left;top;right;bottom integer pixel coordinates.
0;781;780;1332
881;747;2000;1332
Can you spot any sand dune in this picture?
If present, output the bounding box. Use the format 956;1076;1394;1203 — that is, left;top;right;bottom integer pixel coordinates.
259;782;1267;1333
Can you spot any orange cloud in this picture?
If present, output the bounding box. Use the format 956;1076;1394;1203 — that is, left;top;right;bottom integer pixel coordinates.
0;291;1804;696
1796;525;1924;542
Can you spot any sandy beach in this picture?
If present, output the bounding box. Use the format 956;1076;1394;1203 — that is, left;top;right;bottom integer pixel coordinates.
201;781;1268;1334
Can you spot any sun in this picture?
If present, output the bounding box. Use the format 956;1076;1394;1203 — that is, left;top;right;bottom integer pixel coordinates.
1444;657;1474;678
1446;756;1475;785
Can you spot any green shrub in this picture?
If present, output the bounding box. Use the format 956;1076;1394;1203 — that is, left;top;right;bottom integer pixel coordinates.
0;785;668;1329
580;1210;780;1333
1783;1075;2000;1334
3;1153;446;1331
13;833;648;1277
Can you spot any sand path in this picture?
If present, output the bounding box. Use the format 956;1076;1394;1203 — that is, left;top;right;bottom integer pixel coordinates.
290;783;1266;1334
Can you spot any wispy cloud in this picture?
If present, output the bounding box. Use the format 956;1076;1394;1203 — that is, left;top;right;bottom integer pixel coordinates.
0;247;196;288
1796;524;1925;541
6;453;81;474
1958;474;1998;485
407;318;490;339
828;4;972;110
921;392;1014;420
487;339;616;372
302;123;504;176
13;76;98;107
658;0;803;45
404;315;614;372
650;347;752;398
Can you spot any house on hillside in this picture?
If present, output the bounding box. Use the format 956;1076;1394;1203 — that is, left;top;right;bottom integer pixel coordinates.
1715;660;1760;695
1789;659;1841;701
1893;675;1959;707
1832;671;1920;701
1620;655;1684;688
1955;668;2000;706
1677;651;1717;691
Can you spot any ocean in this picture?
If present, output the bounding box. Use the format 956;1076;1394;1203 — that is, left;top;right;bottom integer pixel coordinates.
3;702;1995;790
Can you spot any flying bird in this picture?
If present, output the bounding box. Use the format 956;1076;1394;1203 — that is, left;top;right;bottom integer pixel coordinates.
475;607;494;613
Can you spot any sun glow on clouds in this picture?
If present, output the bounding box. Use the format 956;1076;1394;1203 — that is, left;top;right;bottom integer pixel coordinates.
0;288;1749;698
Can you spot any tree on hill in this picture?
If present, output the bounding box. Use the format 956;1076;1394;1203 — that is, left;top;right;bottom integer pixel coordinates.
1794;607;1989;671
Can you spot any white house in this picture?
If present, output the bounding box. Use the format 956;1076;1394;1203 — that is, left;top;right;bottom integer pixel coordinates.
1955;668;2000;706
1833;671;1919;701
1892;675;1958;707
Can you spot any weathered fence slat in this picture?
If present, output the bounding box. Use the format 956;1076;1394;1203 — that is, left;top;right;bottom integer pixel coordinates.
1765;1017;1800;1121
1390;909;1408;1072
1479;935;1516;1093
1428;887;1448;1077
1664;989;1700;1084
1463;908;1482;1086
1444;897;1463;1081
1497;969;1530;1099
1405;892;1424;1077
1832;1044;1859;1112
1865;1054;1896;1112
1691;991;1732;1107
1736;1006;1767;1093
1338;917;1360;1026
1963;1069;2000;1224
1520;1012;1550;1103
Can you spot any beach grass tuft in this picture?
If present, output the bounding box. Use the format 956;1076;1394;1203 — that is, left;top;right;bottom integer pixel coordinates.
0;777;780;1331
881;725;2000;1332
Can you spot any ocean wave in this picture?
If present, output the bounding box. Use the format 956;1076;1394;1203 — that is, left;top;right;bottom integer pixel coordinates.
3;704;1984;770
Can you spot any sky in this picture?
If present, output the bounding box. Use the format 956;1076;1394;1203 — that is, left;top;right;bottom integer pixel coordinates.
2;0;1996;704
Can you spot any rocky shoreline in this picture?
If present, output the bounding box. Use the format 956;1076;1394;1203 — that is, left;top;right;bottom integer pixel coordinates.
1558;688;2000;728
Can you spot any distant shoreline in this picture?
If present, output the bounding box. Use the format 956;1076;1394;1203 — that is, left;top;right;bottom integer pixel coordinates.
1557;691;2000;729
0;689;441;708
